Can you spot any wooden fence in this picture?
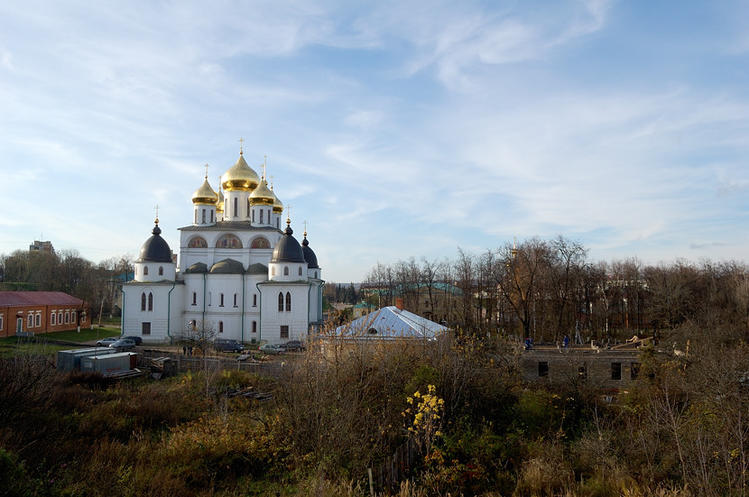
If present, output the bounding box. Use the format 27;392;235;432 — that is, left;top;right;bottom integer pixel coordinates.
370;437;419;492
137;349;285;378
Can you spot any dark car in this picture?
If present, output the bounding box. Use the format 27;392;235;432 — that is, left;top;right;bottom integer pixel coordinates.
281;340;305;352
109;338;136;350
121;336;143;345
214;339;244;352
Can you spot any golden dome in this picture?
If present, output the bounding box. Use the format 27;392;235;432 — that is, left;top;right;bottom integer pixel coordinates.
271;184;283;213
191;177;218;204
216;186;225;212
221;152;260;191
249;178;275;205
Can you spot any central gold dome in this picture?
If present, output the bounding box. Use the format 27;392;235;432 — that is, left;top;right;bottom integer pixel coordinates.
221;153;260;191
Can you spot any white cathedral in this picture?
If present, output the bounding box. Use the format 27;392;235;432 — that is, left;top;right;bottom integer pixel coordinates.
121;148;323;344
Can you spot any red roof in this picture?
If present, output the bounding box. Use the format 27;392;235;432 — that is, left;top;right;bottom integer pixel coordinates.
0;291;84;307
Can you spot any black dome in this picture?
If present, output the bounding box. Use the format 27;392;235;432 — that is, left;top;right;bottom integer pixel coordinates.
138;224;172;263
271;225;306;263
184;262;208;274
302;236;319;269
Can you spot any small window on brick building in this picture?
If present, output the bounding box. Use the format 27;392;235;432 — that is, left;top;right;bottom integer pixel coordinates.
538;361;549;377
27;314;33;328
280;325;289;339
611;362;622;381
0;314;3;330
142;322;151;335
51;312;56;326
630;362;641;380
35;313;41;327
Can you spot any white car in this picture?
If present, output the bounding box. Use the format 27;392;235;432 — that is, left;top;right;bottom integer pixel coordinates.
259;343;284;355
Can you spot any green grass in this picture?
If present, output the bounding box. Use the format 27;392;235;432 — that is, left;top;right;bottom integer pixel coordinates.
44;327;121;343
0;341;76;358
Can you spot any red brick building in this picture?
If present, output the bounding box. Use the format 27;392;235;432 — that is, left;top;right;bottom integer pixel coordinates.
0;291;91;337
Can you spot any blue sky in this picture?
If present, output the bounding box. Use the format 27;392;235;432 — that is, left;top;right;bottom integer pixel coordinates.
2;0;749;282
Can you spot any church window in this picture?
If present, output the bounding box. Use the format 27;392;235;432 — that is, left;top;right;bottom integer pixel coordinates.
215;234;242;248
285;292;291;312
253;294;257;307
220;293;224;307
278;292;284;312
260;209;264;224
188;236;207;248
276;218;279;229
252;209;255;222
201;209;206;224
148;293;153;311
252;321;257;333
280;325;289;339
219;321;224;333
298;267;303;276
210;210;214;223
250;237;270;249
51;312;56;326
192;292;197;305
142;322;151;335
233;198;238;218
144;266;149;276
27;314;33;328
368;328;378;335
159;266;164;276
284;266;289;276
233;293;238;307
141;293;146;311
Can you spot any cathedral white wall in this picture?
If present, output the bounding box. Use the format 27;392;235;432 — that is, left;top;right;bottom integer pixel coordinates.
193;204;217;226
121;283;183;344
268;262;308;282
258;284;311;344
134;262;176;283
178;231;281;272
308;280;323;325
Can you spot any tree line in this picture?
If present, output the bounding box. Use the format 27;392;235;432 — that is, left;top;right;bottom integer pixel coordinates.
0;249;133;320
364;236;749;343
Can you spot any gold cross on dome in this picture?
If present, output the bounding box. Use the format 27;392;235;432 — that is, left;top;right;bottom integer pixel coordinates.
154;204;160;223
238;137;244;154
303;220;308;236
204;163;209;179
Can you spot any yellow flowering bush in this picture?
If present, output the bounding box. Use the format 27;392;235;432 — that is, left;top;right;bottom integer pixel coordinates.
403;384;445;455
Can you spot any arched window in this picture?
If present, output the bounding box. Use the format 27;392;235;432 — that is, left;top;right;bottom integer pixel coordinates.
144;266;149;275
188;236;207;248
260;209;264;224
220;293;224;307
210;210;214;223
285;292;291;312
215;234;242;248
158;266;164;276
252;321;257;333
233;197;238;217
298;267;303;276
252;209;255;222
28;314;33;328
233;293;238;307
141;292;146;311
253;294;257;307
148;292;153;311
278;292;284;312
284;266;289;276
201;209;206;224
219;321;224;333
192;292;197;305
51;312;56;325
250;237;270;249
368;328;378;335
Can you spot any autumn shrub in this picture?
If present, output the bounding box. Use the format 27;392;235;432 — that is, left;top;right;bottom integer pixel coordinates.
514;440;574;497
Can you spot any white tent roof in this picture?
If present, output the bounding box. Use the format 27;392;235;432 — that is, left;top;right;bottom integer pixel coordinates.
334;306;448;339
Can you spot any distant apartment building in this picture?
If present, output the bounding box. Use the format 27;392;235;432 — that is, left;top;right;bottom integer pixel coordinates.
29;240;54;254
0;291;91;337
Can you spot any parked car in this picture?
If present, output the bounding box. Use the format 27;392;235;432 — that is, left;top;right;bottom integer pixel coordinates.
109;338;136;350
121;336;143;345
259;343;284;355
281;340;305;352
214;338;244;352
96;337;119;347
